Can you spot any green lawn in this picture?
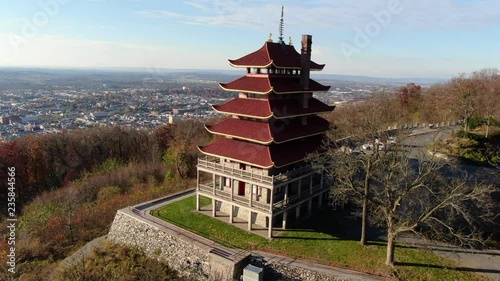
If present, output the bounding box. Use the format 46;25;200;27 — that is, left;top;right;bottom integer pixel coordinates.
153;196;486;281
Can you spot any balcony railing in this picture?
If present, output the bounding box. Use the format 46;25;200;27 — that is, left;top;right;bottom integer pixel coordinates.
199;181;327;213
198;157;273;185
198;181;271;213
273;184;325;210
197;157;316;186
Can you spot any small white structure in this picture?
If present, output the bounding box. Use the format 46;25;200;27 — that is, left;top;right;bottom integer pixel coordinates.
242;264;264;281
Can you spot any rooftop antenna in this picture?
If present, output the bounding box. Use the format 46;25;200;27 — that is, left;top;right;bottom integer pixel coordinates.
278;6;284;44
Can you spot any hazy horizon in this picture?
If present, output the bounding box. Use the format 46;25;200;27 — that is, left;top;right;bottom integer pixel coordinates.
1;0;499;79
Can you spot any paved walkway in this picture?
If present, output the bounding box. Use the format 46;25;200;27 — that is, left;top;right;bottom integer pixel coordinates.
252;250;386;281
397;235;500;281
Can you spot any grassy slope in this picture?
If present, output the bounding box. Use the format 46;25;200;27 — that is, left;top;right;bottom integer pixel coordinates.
154;196;486;281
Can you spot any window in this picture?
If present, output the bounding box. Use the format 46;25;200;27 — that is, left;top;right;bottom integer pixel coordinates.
253;186;261;196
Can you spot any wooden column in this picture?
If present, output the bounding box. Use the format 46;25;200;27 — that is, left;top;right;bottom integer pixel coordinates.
249;184;253;207
248;211;252;230
212;199;216;217
212;174;216;195
282;211;288;230
196;170;200;211
196;193;200;211
230;180;234;201
269;188;274;213
318;193;323;208
307;199;312;216
219;175;223;189
229;205;233;223
268;215;273;238
196;170;200;190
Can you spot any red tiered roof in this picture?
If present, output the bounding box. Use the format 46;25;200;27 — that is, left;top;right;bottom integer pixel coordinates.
228;42;325;70
219;75;330;94
213;98;272;119
206;116;330;144
212;98;334;119
198;136;325;168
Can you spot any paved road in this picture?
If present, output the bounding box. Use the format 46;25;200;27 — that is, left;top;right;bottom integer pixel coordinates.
395;127;500;280
404;126;459;159
397;235;500;281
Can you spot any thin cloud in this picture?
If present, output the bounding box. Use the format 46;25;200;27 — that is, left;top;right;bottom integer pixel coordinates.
137;0;500;31
136;10;187;20
182;1;210;12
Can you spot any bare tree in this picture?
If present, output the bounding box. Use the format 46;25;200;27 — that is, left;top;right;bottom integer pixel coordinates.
324;140;496;266
322;96;402;245
473;68;500;138
449;74;483;133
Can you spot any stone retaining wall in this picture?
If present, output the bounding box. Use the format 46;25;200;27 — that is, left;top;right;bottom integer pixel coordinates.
265;262;349;281
108;211;211;280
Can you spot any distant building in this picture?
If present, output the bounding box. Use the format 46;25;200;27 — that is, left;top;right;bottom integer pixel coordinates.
168;115;182;124
0;116;10;125
21;115;38;124
90;112;109;120
9;116;22;124
172;108;194;115
196;34;334;238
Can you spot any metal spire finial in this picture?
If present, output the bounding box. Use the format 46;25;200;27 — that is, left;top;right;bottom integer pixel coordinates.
278;6;284;43
288;36;293;46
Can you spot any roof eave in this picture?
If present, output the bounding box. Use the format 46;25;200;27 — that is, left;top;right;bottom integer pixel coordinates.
197;146;274;169
204;125;273;145
218;82;273;95
211;105;273;120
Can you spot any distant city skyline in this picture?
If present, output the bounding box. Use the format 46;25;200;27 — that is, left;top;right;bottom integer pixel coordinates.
0;0;499;79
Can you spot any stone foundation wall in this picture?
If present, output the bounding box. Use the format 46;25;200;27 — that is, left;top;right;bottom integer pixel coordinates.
108;211;210;280
264;262;349;281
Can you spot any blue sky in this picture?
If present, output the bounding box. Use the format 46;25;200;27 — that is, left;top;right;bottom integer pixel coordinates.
0;0;499;78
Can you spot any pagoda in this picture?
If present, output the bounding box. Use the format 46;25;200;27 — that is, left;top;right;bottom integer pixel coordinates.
196;17;334;238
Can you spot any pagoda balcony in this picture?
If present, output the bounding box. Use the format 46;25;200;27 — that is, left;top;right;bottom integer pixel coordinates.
197;156;316;187
272;183;325;214
198;181;271;213
197;157;274;187
198;179;326;215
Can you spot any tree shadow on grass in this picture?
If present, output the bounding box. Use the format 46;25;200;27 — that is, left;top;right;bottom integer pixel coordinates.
395;243;500;257
275;207;386;242
395;262;500;274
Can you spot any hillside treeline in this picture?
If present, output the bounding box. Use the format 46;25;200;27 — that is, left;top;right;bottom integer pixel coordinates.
328;68;500;138
0;120;210;280
0;121;210;216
